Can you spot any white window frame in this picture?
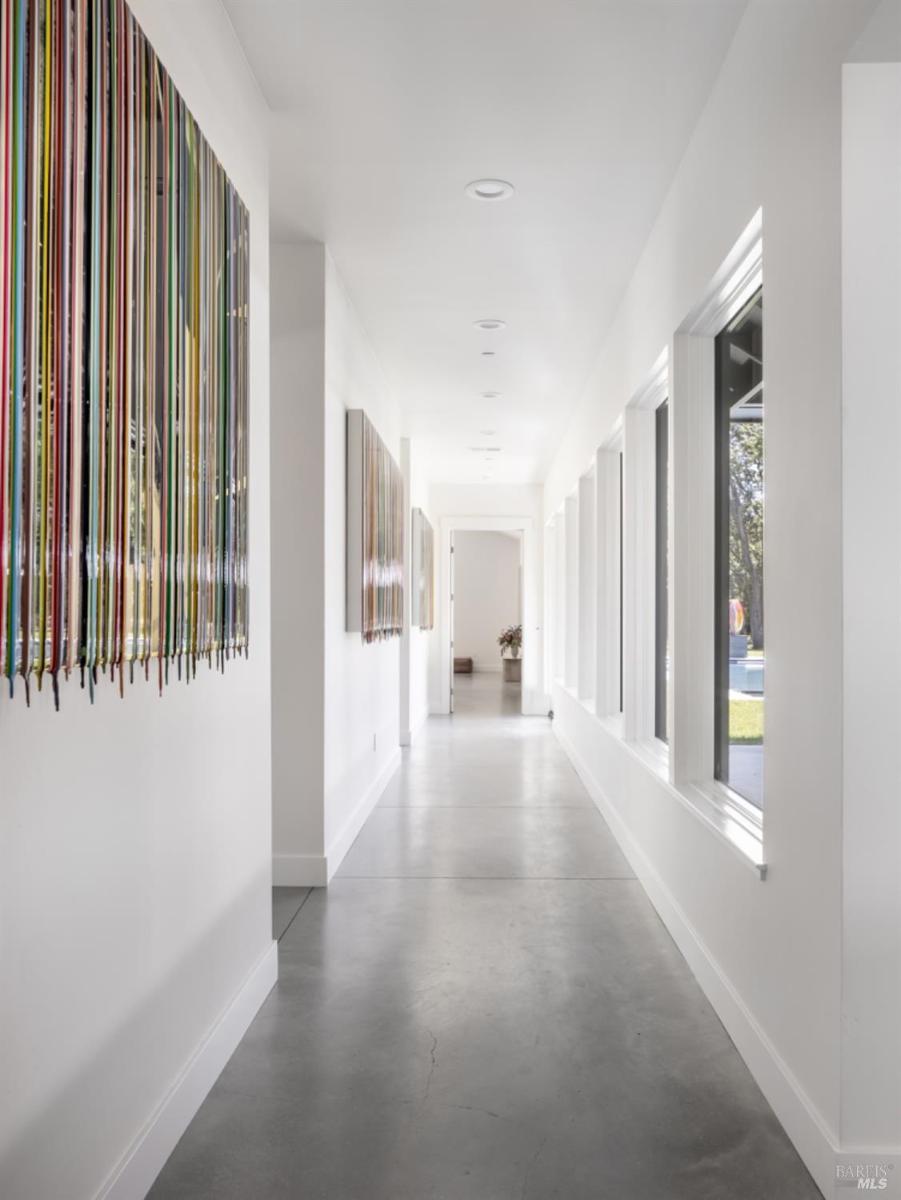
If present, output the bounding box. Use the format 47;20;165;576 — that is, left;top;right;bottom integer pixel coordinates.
563;492;579;690
623;351;669;757
544;517;557;693
553;509;566;683
577;468;597;704
670;208;766;876
595;424;624;731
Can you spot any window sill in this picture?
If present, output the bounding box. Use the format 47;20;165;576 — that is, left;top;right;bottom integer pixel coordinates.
674;780;766;880
555;682;765;879
599;712;624;739
620;739;764;877
629;737;670;781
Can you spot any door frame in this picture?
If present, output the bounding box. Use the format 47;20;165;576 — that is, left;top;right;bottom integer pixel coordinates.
438;514;544;716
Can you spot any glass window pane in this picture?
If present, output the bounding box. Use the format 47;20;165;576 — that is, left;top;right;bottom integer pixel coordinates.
715;291;764;808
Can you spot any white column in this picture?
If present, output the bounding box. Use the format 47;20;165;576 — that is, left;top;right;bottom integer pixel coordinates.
577;471;596;702
554;511;566;680
270;244;327;881
564;494;579;689
622;408;655;741
544;520;556;696
670;330;715;786
840;62;901;1153
595;447;621;717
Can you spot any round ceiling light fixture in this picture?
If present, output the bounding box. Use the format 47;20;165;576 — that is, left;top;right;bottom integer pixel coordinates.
481;391;502;399
465;178;514;202
474;319;506;332
481;350;496;357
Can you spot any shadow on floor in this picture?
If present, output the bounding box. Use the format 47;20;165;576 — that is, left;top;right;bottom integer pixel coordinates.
272;886;311;941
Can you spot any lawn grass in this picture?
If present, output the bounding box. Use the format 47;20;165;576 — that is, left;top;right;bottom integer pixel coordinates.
730;698;764;744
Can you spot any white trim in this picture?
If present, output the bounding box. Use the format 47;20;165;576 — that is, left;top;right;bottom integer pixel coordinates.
681;208;763;336
553;511;566;683
273;853;328;887
622;406;656;742
631;736;671;779
668;215;765;840
324;747;401;880
564;494;579;689
555;681;764;876
553;722;834;1197
670;330;716;788
96;941;278;1200
577;471;597;703
543;519;557;694
630;347;669;411
595;447;622;717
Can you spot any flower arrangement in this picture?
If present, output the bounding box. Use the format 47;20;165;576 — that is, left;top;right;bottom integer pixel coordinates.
498;625;523;659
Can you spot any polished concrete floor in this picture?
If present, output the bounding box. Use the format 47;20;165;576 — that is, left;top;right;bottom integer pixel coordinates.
150;673;819;1199
272;886;312;942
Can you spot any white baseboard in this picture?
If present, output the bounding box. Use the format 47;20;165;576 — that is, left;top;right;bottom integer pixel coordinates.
96;940;278;1200
325;748;401;881
273;853;328;887
554;724;839;1200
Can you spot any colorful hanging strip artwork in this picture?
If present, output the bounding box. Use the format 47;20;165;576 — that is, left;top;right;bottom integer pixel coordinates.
345;409;403;642
0;0;250;708
411;507;434;631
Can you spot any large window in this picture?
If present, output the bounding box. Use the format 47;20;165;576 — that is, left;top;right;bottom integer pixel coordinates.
655;401;669;743
714;291;764;809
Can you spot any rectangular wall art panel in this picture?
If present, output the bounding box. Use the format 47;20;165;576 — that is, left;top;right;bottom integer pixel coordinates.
411;507;434;631
346;409;403;642
0;0;250;707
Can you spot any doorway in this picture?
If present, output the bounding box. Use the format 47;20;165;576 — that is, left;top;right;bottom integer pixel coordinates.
437;515;541;717
451;530;523;715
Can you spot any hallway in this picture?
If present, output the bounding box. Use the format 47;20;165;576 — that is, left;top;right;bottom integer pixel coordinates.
150;676;818;1200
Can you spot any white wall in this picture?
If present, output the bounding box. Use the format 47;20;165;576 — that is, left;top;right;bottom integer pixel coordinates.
841;60;901;1155
0;5;273;1199
270;248;404;883
542;2;885;1194
452;531;521;672
322;255;403;873
849;0;901;60
270;243;327;886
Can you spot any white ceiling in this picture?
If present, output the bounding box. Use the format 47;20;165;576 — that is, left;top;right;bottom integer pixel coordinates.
223;0;746;484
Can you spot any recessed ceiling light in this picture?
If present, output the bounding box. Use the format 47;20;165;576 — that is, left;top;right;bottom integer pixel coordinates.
474;319;506;332
481;350;496;357
480;429;496;436
481;391;501;399
465;179;514;202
